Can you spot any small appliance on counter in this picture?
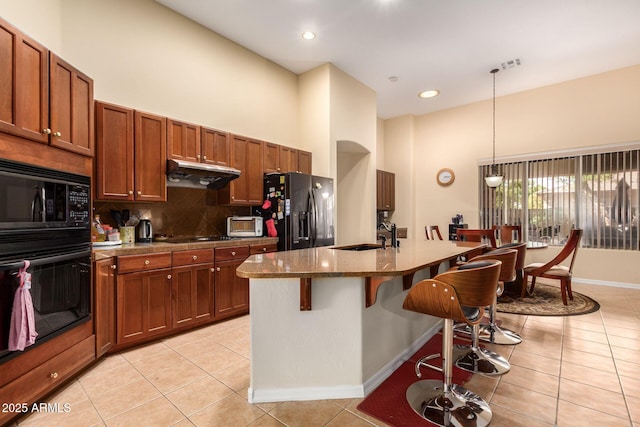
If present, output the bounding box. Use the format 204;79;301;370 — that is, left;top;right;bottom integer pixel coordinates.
227;216;263;237
137;218;153;243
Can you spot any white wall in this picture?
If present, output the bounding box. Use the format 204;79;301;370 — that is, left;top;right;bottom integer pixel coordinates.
385;65;640;286
0;0;63;52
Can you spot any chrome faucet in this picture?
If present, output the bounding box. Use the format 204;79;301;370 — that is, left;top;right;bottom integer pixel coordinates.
378;222;398;248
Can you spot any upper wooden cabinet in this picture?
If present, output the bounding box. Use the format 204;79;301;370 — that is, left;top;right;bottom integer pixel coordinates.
95;101;166;202
0;18;94;156
218;134;263;205
376;169;395;211
297;149;312;174
263;141;280;173
279;146;298;173
201;127;230;166
167;118;200;163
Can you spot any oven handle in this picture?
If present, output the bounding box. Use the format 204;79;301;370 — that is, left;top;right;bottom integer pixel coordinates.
0;249;90;270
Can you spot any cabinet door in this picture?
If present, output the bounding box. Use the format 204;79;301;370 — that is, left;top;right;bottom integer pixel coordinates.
134;111;167;202
224;135;263;205
95;258;116;357
171;263;213;328
49;52;94;156
279;146;298;173
214;259;248;318
0;18;48;143
384;171;395;210
116;269;171;345
263;141;280;173
167;118;200;163
201;127;230;166
95;101;134;200
298;150;312;174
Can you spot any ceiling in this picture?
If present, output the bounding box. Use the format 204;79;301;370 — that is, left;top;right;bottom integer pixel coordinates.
156;0;640;119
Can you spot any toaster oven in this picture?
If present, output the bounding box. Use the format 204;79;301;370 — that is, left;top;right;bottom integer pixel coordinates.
227;216;263;237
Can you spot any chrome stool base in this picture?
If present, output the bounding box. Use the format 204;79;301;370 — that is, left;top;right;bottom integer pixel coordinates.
406;379;492;427
454;345;511;376
478;324;523;345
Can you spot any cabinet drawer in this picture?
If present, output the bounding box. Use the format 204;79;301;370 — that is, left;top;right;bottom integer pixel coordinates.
172;249;214;266
250;243;277;254
0;335;95;424
117;252;172;273
215;246;249;261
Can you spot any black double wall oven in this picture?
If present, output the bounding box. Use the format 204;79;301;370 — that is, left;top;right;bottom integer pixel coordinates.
0;159;91;364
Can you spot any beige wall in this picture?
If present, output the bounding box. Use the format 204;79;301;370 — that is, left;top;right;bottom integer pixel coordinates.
2;0;300;146
385;65;640;286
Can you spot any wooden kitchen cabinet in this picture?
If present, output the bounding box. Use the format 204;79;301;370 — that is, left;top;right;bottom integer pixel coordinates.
214;246;250;318
263;141;280;173
250;243;278;254
376;169;395;211
201;126;230;166
95;258;116;358
167;118;200;163
0;18;94;156
218;134;263;205
116;252;172;346
171;249;215;329
298;149;312;174
279;145;298;173
95;101;166;202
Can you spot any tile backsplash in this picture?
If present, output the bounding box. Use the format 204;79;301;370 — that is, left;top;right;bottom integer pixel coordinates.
93;187;254;237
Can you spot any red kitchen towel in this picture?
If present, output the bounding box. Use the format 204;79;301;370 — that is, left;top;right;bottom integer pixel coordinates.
8;260;38;351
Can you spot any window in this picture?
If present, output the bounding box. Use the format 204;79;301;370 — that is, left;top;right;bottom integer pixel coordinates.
479;148;639;250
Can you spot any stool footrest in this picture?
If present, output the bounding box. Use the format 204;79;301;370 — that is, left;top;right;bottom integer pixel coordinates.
415;353;442;377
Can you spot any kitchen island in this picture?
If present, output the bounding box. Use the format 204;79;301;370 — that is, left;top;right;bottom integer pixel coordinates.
236;239;485;403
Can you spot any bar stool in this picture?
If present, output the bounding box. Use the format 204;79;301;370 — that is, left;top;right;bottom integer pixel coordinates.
453;249;516;375
479;243;526;345
403;260;501;427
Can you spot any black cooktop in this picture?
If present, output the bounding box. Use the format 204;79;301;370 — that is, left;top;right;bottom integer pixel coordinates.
164;235;237;243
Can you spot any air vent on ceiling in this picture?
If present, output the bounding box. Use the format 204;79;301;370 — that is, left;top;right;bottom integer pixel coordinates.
501;58;521;70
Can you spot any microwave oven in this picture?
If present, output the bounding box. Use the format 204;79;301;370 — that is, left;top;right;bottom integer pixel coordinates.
227;216;263;237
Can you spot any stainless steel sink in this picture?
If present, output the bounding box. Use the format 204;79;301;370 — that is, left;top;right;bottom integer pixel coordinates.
332;243;382;251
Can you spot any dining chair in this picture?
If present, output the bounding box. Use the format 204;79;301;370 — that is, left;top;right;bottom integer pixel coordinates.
456;228;497;248
522;228;583;305
425;225;443;240
493;224;522;245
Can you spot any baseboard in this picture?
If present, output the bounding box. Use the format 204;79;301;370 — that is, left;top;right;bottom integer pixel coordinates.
247;320;443;404
247;384;365;404
574;277;640;289
362;320;443;396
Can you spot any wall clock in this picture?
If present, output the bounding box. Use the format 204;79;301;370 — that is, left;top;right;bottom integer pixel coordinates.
436;168;455;186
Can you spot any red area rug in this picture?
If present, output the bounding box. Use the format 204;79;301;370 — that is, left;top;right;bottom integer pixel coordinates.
356;332;474;427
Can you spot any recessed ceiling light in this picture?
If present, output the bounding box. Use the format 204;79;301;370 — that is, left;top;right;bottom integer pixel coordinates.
418;90;440;99
388;76;398;82
301;31;316;40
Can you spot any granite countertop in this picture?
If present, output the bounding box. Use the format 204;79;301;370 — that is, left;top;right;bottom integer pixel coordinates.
92;237;278;260
236;239;484;279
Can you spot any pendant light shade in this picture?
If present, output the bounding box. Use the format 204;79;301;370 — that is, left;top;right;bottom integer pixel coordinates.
485;68;503;188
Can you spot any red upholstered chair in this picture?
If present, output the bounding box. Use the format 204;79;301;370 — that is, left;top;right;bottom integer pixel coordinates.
522;229;583;305
456;228;497;248
403;260;501;427
425;225;444;240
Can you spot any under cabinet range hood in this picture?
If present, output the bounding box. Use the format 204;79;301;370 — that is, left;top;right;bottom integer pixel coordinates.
166;159;240;189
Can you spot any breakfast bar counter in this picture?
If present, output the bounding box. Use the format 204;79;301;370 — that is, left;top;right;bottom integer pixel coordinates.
236;240;485;403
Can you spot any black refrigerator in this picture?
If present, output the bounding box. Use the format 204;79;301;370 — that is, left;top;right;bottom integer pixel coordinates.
263;173;334;251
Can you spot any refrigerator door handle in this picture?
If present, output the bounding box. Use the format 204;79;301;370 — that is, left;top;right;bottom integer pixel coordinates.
308;190;315;246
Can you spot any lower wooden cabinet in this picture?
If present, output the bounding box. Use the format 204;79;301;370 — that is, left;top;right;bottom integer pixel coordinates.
214;246;250;318
116;253;172;346
95;257;116;357
171;249;214;329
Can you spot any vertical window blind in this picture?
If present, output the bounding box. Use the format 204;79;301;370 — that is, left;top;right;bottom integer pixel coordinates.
479;148;639;250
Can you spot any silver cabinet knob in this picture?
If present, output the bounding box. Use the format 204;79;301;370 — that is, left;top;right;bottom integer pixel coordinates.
50;372;58;379
192;255;198;260
231;251;236;256
167;274;172;279
202;156;207;160
137;191;142;195
111;265;116;270
216;267;221;272
42;128;51;134
53;131;62;137
128;190;133;195
210;267;214;272
144;260;150;265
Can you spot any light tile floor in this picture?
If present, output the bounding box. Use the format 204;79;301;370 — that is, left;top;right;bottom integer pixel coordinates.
12;281;640;427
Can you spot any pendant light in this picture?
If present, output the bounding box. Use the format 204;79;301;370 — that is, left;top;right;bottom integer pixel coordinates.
485;68;503;188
